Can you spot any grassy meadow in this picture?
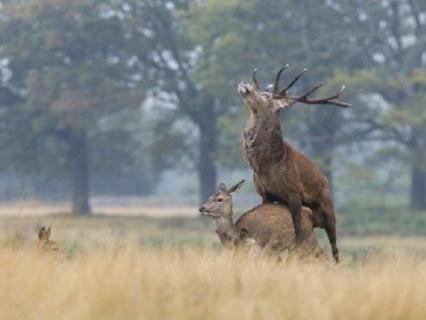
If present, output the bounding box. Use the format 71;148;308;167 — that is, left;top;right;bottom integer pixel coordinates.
1;210;426;320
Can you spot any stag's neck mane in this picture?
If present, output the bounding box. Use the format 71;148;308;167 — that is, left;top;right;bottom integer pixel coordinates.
242;112;286;173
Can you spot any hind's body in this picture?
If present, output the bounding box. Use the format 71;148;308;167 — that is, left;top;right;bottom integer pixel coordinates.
235;203;321;253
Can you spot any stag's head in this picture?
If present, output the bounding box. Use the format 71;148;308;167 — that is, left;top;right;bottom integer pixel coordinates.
199;180;245;219
238;65;350;117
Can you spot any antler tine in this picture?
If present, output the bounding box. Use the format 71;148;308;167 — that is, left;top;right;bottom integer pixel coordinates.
299;81;326;98
281;67;308;95
294;84;351;108
252;67;260;89
273;64;289;92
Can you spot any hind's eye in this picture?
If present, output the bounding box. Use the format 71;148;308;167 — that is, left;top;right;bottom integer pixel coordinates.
217;198;223;202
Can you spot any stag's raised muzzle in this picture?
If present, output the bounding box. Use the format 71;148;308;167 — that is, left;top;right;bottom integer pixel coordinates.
237;82;254;96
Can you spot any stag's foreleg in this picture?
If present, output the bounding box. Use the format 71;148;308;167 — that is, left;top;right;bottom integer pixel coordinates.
288;194;309;244
254;174;274;204
259;190;271;204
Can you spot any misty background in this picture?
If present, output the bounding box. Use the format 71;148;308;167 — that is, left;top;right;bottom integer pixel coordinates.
0;0;425;234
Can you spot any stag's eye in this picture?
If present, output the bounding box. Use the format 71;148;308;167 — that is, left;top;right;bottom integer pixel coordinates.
216;198;223;202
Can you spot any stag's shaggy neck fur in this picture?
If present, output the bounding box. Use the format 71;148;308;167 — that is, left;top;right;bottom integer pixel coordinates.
242;111;286;173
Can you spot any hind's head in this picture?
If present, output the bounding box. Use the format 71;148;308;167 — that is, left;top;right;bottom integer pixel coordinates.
37;226;60;252
38;226;51;242
199;180;245;219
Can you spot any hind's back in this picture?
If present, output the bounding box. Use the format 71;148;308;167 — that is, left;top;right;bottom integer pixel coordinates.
235;203;313;249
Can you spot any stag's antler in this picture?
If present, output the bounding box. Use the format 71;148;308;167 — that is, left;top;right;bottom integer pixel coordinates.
252;68;260;89
279;67;307;95
291;83;349;108
273;64;289;92
272;66;350;108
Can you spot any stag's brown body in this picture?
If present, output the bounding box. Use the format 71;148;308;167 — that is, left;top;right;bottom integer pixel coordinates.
238;66;349;262
242;113;330;229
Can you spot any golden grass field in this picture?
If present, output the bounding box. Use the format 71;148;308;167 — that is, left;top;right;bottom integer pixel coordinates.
1;214;426;320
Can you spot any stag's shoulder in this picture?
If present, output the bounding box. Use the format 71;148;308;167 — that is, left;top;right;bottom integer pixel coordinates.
284;142;326;176
283;142;311;162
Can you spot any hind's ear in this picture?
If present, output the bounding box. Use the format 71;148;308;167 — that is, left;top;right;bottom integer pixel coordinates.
228;179;245;194
219;183;228;193
46;226;51;239
38;227;47;240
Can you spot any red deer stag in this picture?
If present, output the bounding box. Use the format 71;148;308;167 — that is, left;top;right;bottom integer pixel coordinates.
238;66;349;262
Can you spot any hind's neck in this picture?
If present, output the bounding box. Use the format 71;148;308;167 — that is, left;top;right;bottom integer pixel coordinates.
215;216;239;247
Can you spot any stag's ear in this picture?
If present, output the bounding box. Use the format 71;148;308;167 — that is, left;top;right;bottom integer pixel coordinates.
228;179;245;194
46;226;51;240
219;183;228;193
272;99;292;113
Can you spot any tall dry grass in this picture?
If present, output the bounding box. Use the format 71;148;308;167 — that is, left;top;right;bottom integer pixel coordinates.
0;247;425;320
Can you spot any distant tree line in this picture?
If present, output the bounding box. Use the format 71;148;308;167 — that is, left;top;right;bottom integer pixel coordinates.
0;0;425;214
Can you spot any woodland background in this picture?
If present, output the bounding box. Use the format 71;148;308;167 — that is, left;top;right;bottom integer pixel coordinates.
0;0;425;236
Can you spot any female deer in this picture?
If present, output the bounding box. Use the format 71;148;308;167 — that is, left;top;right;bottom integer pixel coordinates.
199;180;323;257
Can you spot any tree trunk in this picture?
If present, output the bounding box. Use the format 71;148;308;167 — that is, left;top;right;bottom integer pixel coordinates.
408;129;426;211
196;102;217;204
68;128;91;215
410;166;426;210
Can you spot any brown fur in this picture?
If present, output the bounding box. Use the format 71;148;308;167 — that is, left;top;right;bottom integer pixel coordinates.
37;226;60;252
238;70;347;263
235;203;322;256
199;181;325;258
